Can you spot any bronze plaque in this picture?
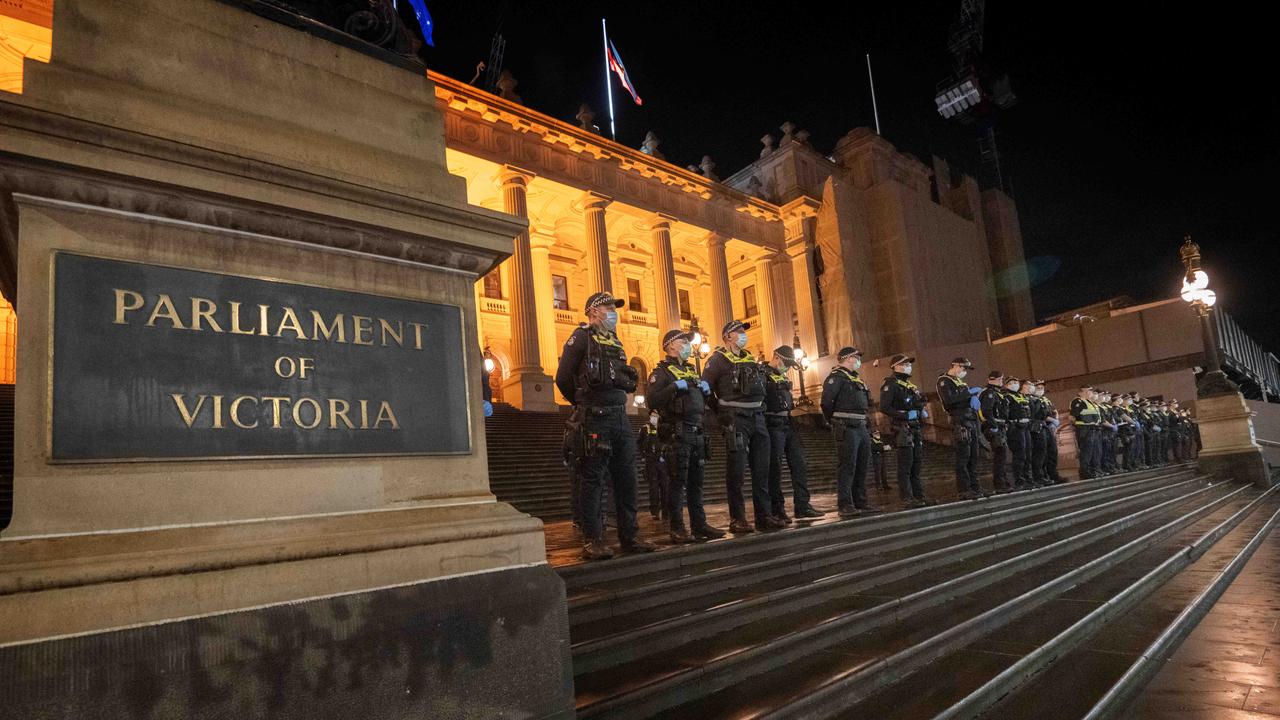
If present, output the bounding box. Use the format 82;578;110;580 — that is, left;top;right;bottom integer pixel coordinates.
50;253;471;460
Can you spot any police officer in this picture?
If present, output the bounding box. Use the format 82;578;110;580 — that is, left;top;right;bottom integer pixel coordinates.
647;329;725;542
880;354;934;508
980;371;1012;492
1110;393;1134;472
937;357;984;499
703;320;781;533
1070;386;1102;480
638;411;668;520
1034;381;1065;483
1004;376;1034;490
870;430;891;491
763;346;823;520
822;347;881;517
1098;391;1119;475
1026;379;1050;487
555;292;657;560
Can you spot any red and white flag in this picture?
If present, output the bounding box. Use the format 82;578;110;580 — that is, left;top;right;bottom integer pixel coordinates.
606;38;642;106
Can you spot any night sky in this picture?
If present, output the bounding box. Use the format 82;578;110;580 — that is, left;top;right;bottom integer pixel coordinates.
418;1;1278;352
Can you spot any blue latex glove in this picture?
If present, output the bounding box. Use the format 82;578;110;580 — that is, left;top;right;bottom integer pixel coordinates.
968;386;983;396
483;400;493;418
969;396;981;412
922;409;929;419
907;410;919;420
675;379;689;390
699;380;711;395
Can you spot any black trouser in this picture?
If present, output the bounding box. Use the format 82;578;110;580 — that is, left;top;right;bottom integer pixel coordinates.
834;420;871;509
768;416;810;514
952;416;981;494
664;427;707;531
722;410;772;523
1044;426;1061;480
1101;430;1118;472
644;451;669;518
872;450;888;490
577;406;639;543
1030;423;1047;483
986;426;1010;490
1144;430;1157;466
1076;425;1099;479
894;423;925;501
1120;431;1137;470
1009;422;1032;487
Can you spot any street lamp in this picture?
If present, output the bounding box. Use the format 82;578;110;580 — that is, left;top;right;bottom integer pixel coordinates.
793;333;814;407
689;315;712;373
1179;235;1237;397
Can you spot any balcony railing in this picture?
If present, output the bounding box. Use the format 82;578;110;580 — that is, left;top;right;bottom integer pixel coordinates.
1216;309;1280;400
480;297;510;315
626;309;656;326
554;309;577;325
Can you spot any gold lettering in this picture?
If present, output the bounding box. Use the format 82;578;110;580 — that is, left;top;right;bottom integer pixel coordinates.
379;319;404;348
292;397;322;430
171;394;207;428
410;322;427;350
329;399;354;429
230;396;259;429
373;401;400;430
273;356;296;378
299;357;315;379
311;311;346;343
189;297;224;333
113;289;144;325
146;294;187;329
229;302;256;335
353;316;374;346
275;307;308;340
258;305;270;337
359;399;370;429
211;395;224;429
262;396;289;428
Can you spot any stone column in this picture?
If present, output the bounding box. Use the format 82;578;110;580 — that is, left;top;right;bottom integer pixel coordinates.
529;229;557;375
707;231;733;337
755;251;781;354
583;191;613;294
499;166;556;411
782;198;827;357
651;214;680;333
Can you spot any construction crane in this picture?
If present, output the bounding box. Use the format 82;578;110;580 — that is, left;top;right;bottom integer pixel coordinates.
934;0;1017;194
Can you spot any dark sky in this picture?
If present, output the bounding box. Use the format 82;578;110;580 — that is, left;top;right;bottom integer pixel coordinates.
418;1;1279;351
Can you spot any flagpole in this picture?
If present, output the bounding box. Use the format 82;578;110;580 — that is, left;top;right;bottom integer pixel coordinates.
866;53;881;136
602;18;616;141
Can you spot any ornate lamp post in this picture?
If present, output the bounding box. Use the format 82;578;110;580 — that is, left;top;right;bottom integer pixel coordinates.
793;333;814;407
1179;235;1238;397
688;315;712;374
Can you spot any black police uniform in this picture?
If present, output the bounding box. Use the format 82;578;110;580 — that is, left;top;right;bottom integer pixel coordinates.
822;366;874;511
638;421;668;519
1041;395;1063;482
762;362;812;517
1005;387;1033;488
555;323;642;545
979;383;1011;491
1099;403;1118;474
1070;396;1102;479
703;346;773;526
870;430;890;491
647;357;711;534
880;372;927;502
1028;392;1048;485
937;372;981;495
1116;402;1137;471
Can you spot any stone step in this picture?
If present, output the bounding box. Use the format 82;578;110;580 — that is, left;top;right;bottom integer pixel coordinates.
565;469;1248;718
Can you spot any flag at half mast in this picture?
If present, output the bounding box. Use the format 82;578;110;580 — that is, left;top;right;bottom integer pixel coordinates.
606;38;642;105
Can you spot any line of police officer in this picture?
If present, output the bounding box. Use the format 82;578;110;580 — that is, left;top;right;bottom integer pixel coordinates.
1070;387;1199;480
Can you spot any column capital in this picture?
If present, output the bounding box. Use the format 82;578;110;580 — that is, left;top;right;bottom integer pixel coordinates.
529;227;557;251
706;231;729;248
498;164;537;188
649;212;677;230
582;190;613;210
753;247;781;264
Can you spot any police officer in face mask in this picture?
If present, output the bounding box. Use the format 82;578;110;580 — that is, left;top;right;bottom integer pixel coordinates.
822;347;882;517
763;346;823;520
937;357;985;500
1035;381;1065;484
647;330;725;542
880;354;935;508
703;320;781;533
1071;386;1102;480
1004;376;1034;490
555;292;658;560
980;371;1013;493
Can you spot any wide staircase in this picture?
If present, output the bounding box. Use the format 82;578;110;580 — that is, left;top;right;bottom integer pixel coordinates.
0;383;12;532
554;464;1279;719
485;403;988;520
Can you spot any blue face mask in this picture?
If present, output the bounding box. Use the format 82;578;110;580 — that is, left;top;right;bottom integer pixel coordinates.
602;310;618;331
735;333;748;350
677;344;692;362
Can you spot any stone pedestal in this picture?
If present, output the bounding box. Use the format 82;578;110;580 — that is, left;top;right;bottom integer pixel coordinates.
0;1;573;717
1196;393;1272;488
502;370;558;412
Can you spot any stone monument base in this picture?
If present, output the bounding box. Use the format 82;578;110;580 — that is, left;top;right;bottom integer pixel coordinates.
1196;392;1273;488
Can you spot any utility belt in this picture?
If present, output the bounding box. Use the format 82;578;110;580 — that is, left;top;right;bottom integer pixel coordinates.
720;399;763;416
766;410;792;417
659;421;703;440
832;411;867;428
1014;418;1031;425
